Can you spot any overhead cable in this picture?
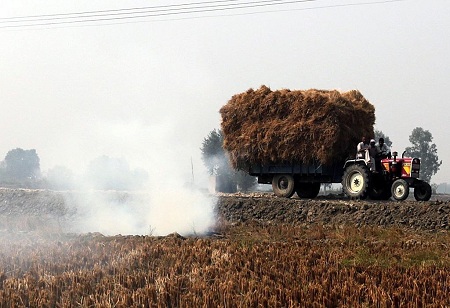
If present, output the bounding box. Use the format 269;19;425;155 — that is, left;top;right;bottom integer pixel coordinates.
0;0;407;29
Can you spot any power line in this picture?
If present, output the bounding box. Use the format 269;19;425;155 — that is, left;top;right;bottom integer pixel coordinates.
0;0;316;24
0;0;300;21
0;0;407;29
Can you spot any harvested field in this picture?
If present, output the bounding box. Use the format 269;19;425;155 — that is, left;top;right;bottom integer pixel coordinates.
0;188;449;307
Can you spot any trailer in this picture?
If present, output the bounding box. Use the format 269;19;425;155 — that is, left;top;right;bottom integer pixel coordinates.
249;161;345;198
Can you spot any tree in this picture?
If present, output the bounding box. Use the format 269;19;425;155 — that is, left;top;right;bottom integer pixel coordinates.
374;129;393;147
2;148;41;182
201;129;256;193
234;170;257;192
405;127;442;183
200;129;226;176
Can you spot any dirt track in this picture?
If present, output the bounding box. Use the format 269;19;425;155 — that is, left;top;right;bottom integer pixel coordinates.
1;188;449;234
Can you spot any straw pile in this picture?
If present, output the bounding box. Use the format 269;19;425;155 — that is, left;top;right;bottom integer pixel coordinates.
220;85;375;169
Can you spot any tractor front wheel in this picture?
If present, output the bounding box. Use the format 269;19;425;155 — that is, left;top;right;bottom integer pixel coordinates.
391;179;409;201
414;181;432;201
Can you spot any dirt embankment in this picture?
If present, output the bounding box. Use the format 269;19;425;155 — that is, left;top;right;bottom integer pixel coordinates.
217;193;450;231
0;188;68;233
0;188;449;233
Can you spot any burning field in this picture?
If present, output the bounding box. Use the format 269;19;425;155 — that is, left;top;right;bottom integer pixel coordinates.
0;188;449;307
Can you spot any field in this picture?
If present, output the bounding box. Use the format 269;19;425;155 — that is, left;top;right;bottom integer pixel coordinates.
0;189;449;307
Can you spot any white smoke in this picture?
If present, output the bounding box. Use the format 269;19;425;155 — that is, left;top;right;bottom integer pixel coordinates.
54;120;218;237
64;187;216;236
145;186;216;236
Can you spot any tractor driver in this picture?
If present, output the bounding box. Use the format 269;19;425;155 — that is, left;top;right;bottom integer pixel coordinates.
376;138;391;159
368;139;377;171
374;137;391;172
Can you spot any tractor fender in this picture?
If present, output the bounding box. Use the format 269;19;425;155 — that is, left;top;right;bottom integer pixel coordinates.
343;158;367;170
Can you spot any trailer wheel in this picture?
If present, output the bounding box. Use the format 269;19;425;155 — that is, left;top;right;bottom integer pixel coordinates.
296;183;321;199
342;164;370;199
272;174;295;198
414;181;432;201
391;179;409;201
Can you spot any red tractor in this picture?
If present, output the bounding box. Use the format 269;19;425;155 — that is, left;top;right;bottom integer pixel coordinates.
342;151;432;201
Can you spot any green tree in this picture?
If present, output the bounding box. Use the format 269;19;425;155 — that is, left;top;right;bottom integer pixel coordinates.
2;148;40;182
201;129;256;193
374;129;393;147
200;129;225;176
405;127;442;183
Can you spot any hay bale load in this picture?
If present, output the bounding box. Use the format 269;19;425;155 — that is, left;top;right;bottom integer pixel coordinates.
220;85;375;170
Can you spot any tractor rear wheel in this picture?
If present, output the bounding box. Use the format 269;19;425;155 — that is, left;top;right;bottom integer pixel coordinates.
272;174;295;198
391;179;409;201
414;181;432;201
296;182;321;199
342;164;370;199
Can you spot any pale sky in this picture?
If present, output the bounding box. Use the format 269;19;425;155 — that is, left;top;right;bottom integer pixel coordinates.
1;0;449;185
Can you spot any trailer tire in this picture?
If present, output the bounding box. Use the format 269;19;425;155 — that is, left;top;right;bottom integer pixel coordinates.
342;164;370;199
391;179;409;201
414;181;432;201
296;182;321;199
272;174;295;198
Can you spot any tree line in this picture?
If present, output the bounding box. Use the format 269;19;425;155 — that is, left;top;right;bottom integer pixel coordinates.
0;126;442;192
0;149;148;190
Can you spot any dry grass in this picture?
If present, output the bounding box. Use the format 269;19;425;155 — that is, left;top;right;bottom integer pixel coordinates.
220;86;375;169
0;224;449;307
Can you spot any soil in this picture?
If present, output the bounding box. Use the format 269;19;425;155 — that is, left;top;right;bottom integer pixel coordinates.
216;193;450;231
1;188;449;234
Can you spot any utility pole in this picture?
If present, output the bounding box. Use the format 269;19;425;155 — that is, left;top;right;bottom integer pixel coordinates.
191;157;195;186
